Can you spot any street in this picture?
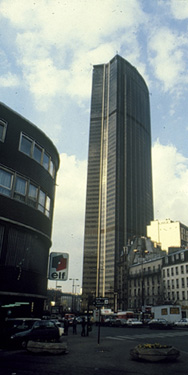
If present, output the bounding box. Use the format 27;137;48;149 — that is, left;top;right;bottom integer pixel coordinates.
1;325;188;375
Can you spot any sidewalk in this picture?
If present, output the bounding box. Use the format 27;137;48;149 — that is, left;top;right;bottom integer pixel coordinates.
59;325;188;375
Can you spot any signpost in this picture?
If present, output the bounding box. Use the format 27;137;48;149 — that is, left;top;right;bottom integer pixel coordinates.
94;297;109;344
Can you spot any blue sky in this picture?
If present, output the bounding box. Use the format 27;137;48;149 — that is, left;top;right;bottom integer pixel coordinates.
0;0;188;293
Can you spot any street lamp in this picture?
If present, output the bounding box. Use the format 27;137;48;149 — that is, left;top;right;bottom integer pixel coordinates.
69;278;79;312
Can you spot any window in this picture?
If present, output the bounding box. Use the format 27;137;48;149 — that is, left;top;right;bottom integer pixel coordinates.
176;266;179;275
14;176;27;201
0;119;7;142
43;152;50;171
0;169;13;196
181;265;184;274
49;160;55;177
28;183;38;208
38;190;45;213
167;268;170;277
176;279;179;288
186;265;188;273
182;278;185;288
45;196;51;218
171;268;174;276
33;144;42;163
19;134;33;156
181;252;185;261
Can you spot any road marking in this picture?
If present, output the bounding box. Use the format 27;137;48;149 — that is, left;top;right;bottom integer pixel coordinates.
106;330;188;341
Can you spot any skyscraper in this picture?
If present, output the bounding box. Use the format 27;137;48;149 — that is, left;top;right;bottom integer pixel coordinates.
82;55;153;310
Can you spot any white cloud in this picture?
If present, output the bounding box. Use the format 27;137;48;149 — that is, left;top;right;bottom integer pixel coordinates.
152;140;188;226
0;0;147;110
170;0;188;19
50;153;87;291
0;72;19;87
148;27;187;92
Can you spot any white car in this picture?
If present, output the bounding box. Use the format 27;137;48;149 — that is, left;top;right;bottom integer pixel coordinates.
127;318;143;327
174;318;188;327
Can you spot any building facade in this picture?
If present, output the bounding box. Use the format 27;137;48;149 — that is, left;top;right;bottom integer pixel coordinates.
82;55;153;310
0;102;59;318
162;249;188;316
147;219;188;251
127;245;188;318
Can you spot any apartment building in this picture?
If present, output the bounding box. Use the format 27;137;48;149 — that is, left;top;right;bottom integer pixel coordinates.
162;249;188;317
147;219;188;251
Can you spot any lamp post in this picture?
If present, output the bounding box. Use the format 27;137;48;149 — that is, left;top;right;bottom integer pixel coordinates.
69;278;79;312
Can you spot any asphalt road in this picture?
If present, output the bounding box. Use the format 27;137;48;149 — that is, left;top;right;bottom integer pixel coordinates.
1;325;188;375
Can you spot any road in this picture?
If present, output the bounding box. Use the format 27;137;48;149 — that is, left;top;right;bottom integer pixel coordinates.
1;325;188;375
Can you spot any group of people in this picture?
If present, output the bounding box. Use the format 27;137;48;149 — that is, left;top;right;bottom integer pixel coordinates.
63;316;91;336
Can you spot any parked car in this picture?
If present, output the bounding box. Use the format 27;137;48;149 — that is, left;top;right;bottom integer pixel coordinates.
105;317;120;327
148;318;173;329
127;318;143;327
10;320;60;348
174;318;188;327
1;318;41;347
115;319;128;327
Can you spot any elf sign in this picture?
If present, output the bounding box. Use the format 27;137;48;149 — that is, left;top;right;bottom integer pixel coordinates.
48;252;69;281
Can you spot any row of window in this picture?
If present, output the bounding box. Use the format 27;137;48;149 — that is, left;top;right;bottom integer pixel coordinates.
163;264;188;277
164;277;188;289
165;252;185;264
0;119;56;178
165;291;188;301
0;167;51;218
19;133;55;178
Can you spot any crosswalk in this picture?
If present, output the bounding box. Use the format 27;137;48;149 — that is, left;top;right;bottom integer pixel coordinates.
105;330;188;341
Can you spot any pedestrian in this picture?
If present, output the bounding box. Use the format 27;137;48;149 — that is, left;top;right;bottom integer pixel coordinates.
64;318;69;335
73;317;77;334
81;317;86;337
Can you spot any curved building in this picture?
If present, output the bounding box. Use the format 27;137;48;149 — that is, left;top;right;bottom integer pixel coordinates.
0;102;59;318
82;55;153;310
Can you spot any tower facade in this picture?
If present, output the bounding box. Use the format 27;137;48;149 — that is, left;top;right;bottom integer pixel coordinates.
82;55;153;310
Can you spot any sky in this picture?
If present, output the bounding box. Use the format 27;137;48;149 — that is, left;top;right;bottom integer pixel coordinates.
0;0;188;293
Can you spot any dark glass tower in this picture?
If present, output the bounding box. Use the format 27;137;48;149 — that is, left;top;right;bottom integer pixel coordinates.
82;55;153;310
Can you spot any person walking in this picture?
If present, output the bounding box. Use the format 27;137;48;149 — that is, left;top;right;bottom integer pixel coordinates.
81;317;86;337
64;318;69;335
73;317;77;334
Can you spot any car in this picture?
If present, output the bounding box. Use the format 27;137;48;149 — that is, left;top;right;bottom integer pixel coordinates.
174;318;188;327
115;319;128;327
10;320;60;348
127;318;143;327
105;317;120;327
1;318;41;348
148;318;173;329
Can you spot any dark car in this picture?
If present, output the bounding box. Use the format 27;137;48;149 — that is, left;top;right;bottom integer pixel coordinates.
115;319;128;327
10;320;60;348
1;318;41;348
148;318;173;329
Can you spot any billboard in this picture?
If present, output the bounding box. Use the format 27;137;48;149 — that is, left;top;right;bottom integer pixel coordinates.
48;252;69;281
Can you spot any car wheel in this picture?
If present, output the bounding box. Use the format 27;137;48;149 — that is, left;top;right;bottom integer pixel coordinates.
21;340;28;349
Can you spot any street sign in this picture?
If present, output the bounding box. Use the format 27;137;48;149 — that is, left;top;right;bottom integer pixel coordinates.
48;252;69;280
94;297;109;307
